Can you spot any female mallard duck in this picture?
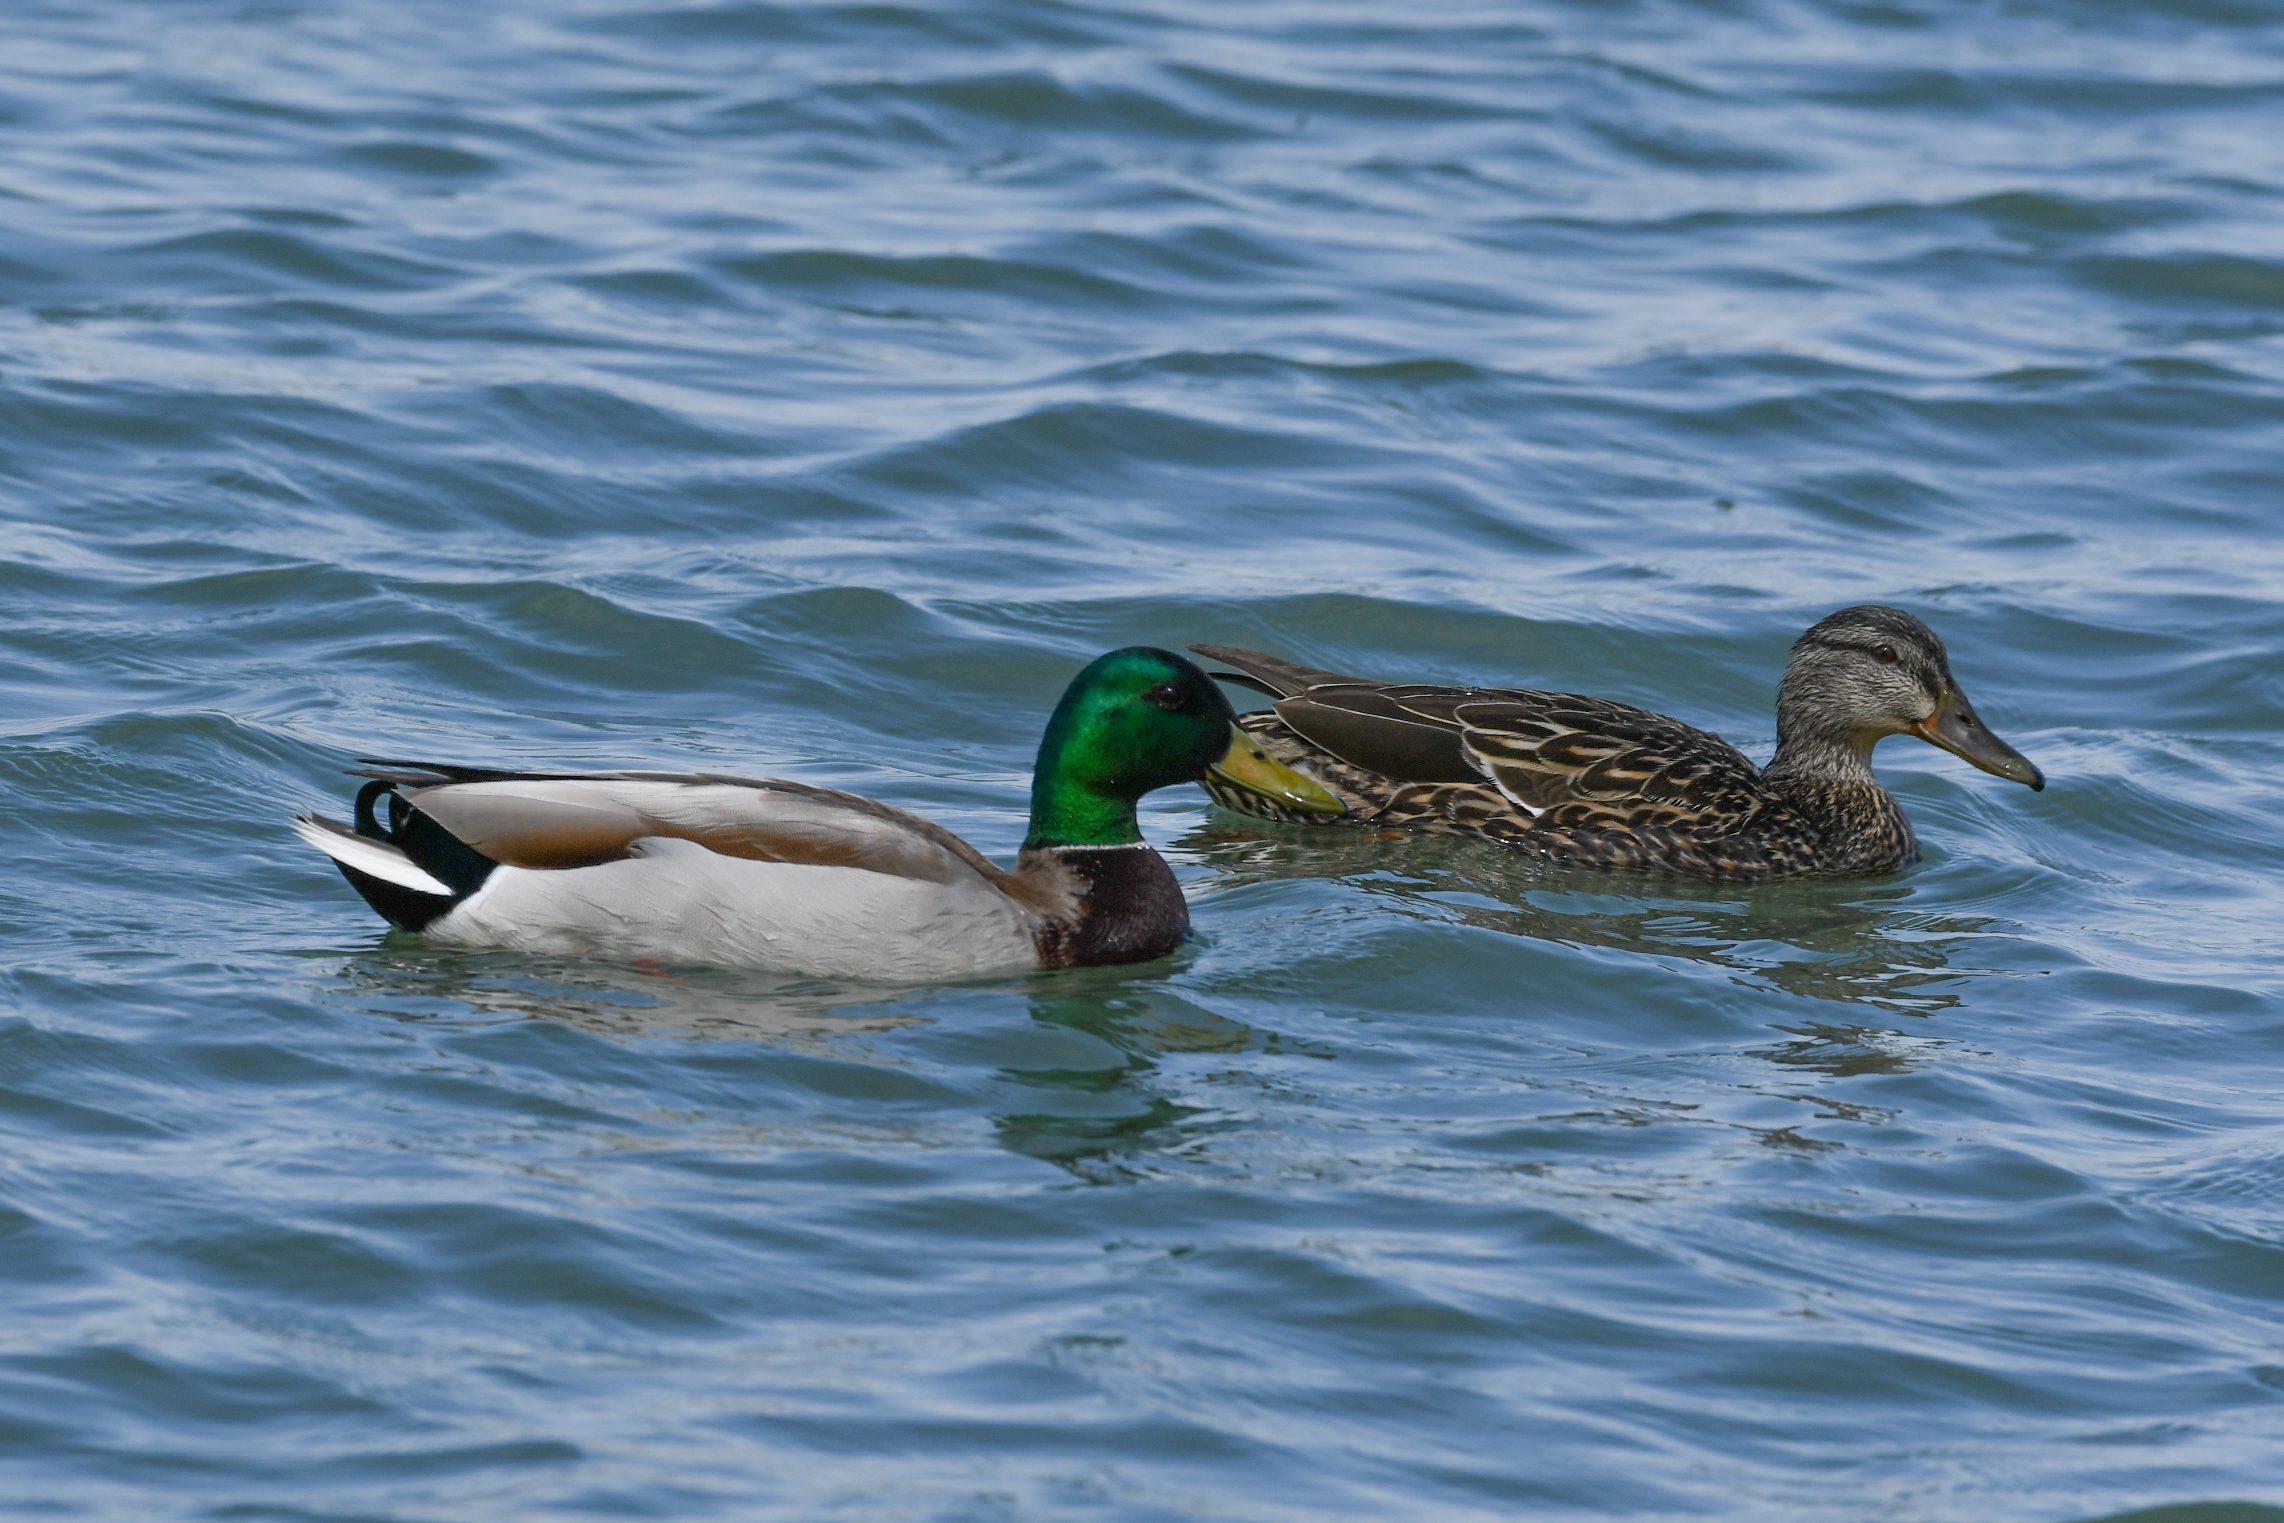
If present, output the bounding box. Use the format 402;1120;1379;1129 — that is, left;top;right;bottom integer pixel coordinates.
294;647;1344;980
1192;605;2043;880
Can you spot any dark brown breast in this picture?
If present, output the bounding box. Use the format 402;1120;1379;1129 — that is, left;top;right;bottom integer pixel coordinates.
1025;846;1192;968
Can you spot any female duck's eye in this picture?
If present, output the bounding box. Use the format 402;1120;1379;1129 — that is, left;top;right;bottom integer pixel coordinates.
1144;682;1189;712
1872;643;1899;665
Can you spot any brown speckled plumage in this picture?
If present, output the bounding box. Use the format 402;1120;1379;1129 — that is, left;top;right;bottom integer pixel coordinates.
1192;606;2044;881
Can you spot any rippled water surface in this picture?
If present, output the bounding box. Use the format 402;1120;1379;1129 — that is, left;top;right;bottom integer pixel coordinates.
6;1;2284;1518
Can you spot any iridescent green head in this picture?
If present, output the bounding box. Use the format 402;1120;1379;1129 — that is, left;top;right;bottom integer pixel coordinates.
1024;647;1343;849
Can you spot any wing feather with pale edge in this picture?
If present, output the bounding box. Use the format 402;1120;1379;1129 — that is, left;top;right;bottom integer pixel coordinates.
1445;694;1767;831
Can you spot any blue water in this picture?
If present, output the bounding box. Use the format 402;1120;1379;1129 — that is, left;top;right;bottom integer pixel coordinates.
6;1;2284;1518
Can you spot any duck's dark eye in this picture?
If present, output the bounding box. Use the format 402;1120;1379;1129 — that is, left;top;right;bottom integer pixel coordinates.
1872;643;1899;665
1144;682;1190;712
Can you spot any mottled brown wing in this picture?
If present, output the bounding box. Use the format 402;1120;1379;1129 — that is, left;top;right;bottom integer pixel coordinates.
1269;684;1489;782
1192;653;1778;845
1448;694;1770;833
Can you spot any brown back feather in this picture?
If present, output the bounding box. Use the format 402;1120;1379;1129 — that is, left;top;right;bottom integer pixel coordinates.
367;765;1014;887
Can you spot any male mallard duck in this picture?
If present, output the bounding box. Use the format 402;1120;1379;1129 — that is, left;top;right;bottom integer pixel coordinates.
1192;605;2043;880
294;647;1345;980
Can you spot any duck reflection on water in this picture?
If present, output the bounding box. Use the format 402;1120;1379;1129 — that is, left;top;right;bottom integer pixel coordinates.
988;968;1318;1178
319;943;932;1050
1181;822;2000;1022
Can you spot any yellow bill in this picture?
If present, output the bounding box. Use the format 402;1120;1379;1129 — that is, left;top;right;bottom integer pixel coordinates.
1207;726;1348;816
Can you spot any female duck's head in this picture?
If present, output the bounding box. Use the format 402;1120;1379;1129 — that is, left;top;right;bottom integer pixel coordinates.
1776;605;2043;789
1026;647;1343;848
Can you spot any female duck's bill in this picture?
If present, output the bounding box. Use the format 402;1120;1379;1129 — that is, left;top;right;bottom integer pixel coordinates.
1910;682;2044;790
294;647;1341;981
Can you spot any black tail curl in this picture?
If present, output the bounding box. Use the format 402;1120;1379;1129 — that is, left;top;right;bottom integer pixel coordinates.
345;772;498;903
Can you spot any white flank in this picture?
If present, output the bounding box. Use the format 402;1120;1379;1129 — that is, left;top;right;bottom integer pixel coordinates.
293;816;454;897
430;836;1039;983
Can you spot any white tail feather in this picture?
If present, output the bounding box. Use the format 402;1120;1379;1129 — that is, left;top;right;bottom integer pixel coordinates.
294;816;453;897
